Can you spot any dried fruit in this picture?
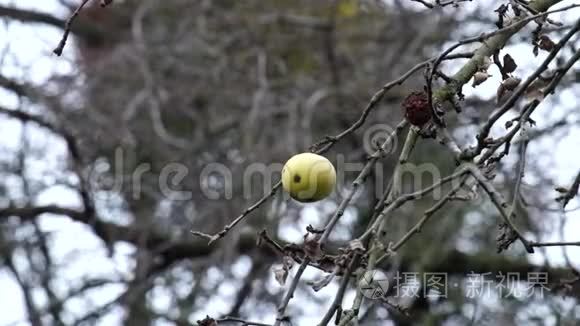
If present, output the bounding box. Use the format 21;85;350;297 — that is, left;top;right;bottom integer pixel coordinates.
308;273;335;291
538;35;555;52
402;91;432;126
273;256;293;286
274;267;289;286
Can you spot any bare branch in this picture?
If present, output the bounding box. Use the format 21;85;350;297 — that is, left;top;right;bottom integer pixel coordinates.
53;0;93;56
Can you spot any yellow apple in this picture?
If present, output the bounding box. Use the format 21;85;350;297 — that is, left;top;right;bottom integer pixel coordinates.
281;153;336;202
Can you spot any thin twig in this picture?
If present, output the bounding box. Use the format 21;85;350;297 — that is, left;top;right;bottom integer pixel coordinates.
217;316;273;326
508;127;529;218
339;130;419;326
191;182;281;245
318;120;407;245
467;164;533;253
559;171;580;208
357;168;468;241
387;175;469;255
273;259;309;326
530;241;580;247
317;254;360;326
53;0;93;56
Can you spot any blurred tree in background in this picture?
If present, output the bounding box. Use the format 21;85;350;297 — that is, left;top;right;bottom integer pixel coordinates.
0;0;579;325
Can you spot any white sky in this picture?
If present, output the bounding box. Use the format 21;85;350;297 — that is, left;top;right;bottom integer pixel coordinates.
0;1;579;325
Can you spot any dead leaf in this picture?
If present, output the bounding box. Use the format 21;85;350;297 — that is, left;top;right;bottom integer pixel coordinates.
308;271;336;291
303;235;323;260
274;266;289;286
273;256;294;286
503;54;517;74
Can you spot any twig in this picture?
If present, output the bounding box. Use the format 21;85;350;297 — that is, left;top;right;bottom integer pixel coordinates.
191;182;281;245
558;171;580;208
508;127;529;218
411;0;434;8
53;0;93;56
317;254;360;326
411;0;473;9
530;241;580;247
273;259;309;326
217;316;273;326
357;168;468;241
385;175;469;256
491;125;530;251
318;120;407;245
466;165;533;253
558;208;580;275
339;131;419;326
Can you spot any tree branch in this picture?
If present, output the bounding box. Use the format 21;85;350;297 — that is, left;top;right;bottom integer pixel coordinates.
0;5;105;41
